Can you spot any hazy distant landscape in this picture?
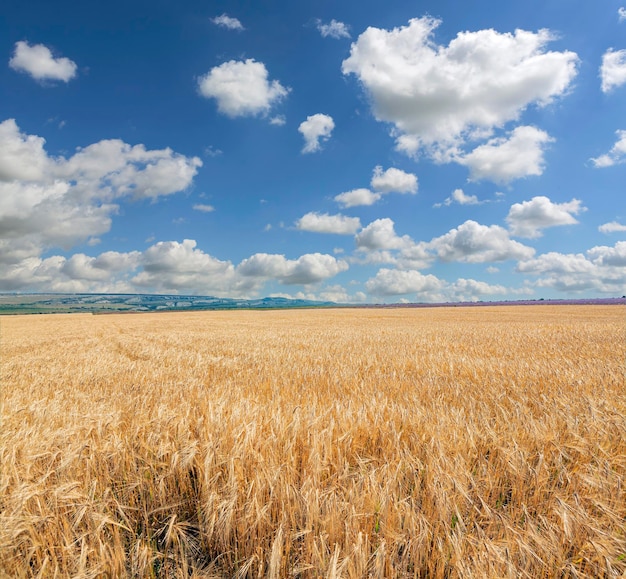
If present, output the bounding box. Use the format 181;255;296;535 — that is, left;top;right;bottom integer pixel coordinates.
0;293;624;315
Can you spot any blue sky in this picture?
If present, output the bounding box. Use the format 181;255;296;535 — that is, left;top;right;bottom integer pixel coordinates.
1;0;625;302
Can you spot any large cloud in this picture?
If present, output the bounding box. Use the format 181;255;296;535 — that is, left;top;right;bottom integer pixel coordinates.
295;212;361;234
9;41;77;83
516;242;626;293
298;114;335;153
506;196;584;238
600;49;626;93
458;126;553;183
590;130;626;167
342;18;577;157
429;220;535;263
0;119;201;262
237;253;348;285
198;59;289;118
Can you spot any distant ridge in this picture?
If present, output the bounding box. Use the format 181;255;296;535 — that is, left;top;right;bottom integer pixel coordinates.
0;293;336;314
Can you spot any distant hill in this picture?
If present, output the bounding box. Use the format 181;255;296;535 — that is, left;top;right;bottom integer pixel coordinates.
0;293;336;314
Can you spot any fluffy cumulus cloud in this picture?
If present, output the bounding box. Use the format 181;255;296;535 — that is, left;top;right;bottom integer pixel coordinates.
355;218;411;250
365;268;443;297
600;49;626;93
458;126;553;183
298;114;335;153
599;221;626;233
237;252;348;285
211;14;244;30
620;7;626;22
334;188;381;208
342;18;577;158
590;130;626;167
517;242;626;293
9;41;77;83
429;220;534;263
370;166;417;194
0;119;201;266
316;19;351;39
198;59;289;118
506;196;584;238
295;212;361;234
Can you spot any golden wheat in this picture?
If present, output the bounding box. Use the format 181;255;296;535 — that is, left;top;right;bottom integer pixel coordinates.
1;306;625;577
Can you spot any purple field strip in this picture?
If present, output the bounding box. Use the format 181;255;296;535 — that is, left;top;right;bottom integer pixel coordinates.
358;298;626;309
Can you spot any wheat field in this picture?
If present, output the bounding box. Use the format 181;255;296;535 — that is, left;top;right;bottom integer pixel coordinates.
1;306;625;578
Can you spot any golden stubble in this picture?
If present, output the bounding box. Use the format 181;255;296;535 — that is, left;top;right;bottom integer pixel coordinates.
1;306;624;577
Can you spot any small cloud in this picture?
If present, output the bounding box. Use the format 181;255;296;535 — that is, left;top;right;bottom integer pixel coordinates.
204;145;222;158
298;113;335;153
590;130;626;167
599;221;626;233
295;212;361;235
193;204;215;213
211;14;244;30
334;188;381;208
269;115;286;126
87;237;101;246
619;7;626;21
264;223;272;232
371;166;418;194
172;217;186;225
198;59;289;119
600;49;626;93
486;266;499;273
9;40;77;83
333;247;344;254
316;19;351;39
434;188;482;208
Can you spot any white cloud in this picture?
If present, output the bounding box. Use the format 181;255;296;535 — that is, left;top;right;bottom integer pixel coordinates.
0;119;201;263
590;130;626;167
516;242;626;293
193;204;215;213
342;18;578;157
282;285;367;304
211;14;244;30
435;188;481;207
365;268;444;297
429;220;535;263
458;126;553;183
506;196;584;238
198;59;289;118
269;115;286;126
0;118;50;181
620;7;626;22
237;252;348;285
295;212;361;235
586;241;626;266
317;19;351;39
9;41;77;83
600;49;626;93
334;188;381;208
132;239;255;296
370;166;417;194
599;221;626;233
298;114;335;153
355;218;411;250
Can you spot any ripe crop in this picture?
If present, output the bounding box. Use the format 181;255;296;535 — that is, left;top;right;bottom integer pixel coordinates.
1;306;624;577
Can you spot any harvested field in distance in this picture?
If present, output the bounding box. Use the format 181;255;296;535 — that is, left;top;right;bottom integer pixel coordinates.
1;306;625;578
